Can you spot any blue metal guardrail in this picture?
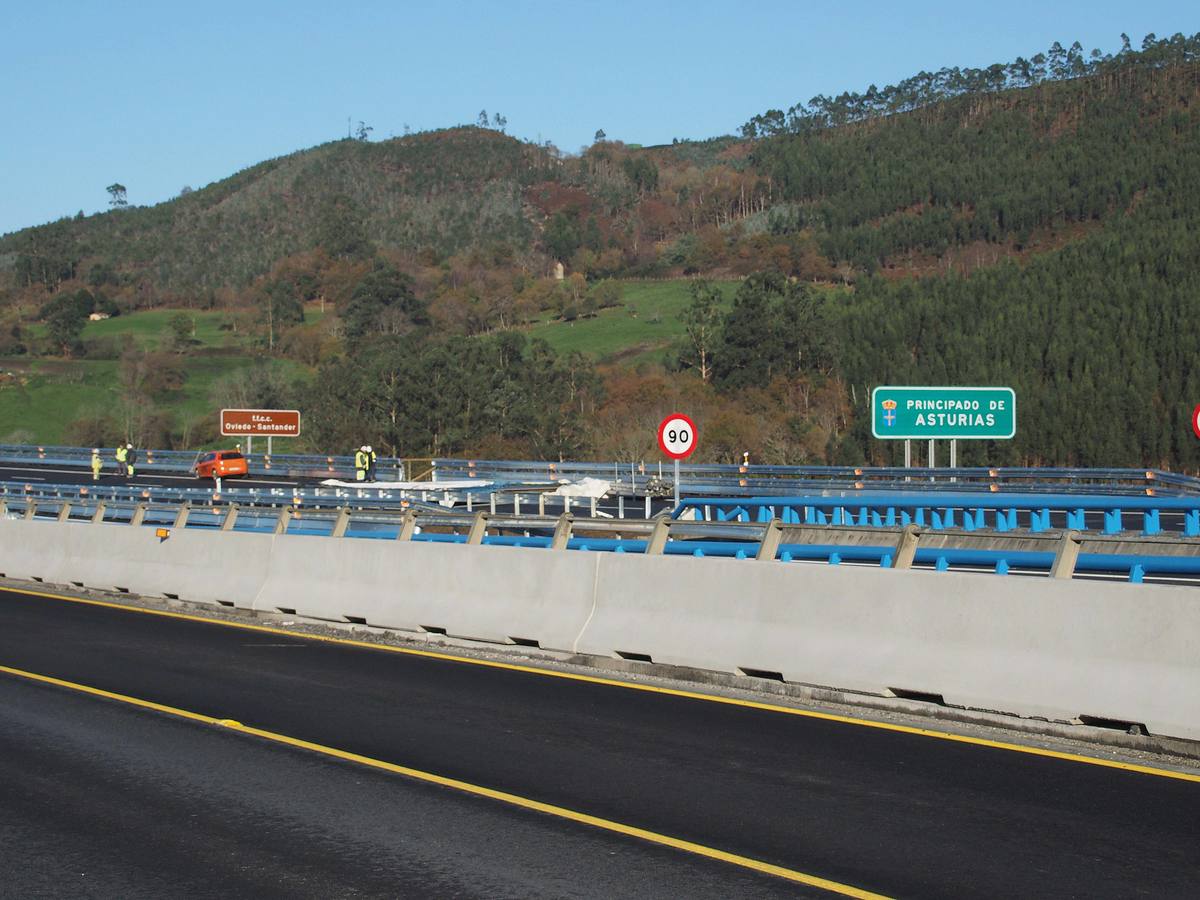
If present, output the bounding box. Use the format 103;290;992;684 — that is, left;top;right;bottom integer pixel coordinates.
15;478;1200;535
4;444;1200;497
673;493;1200;537
6;496;1198;585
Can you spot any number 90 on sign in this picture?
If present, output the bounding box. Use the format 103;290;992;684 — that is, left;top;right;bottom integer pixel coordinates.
658;413;698;460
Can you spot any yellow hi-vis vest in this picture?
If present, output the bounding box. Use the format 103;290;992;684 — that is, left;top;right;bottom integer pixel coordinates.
354;450;367;470
115;446;128;463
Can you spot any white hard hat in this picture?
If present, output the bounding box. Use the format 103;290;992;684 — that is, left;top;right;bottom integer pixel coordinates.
127;443;133;449
93;448;99;453
366;445;372;453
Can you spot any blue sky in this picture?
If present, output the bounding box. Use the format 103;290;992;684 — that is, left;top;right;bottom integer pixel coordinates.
2;0;1193;236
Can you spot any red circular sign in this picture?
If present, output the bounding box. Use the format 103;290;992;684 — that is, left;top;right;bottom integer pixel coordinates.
1193;404;1200;439
657;413;698;460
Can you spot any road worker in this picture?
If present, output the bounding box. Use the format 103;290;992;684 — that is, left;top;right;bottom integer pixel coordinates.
125;442;137;477
114;443;128;478
366;445;378;482
354;445;368;482
90;448;102;481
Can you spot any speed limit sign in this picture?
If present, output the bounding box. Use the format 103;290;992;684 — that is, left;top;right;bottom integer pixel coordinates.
658;413;697;460
1193;403;1200;439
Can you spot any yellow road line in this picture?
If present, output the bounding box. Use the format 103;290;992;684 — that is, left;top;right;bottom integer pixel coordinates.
0;662;886;899
4;584;1200;785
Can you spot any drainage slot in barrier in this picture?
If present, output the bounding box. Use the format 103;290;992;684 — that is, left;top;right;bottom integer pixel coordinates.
738;667;785;682
276;607;296;615
31;576;44;583
113;586;129;594
615;650;653;662
71;581;84;588
888;687;947;705
345;615;368;625
163;592;179;600
420;625;448;634
508;636;540;647
1079;714;1149;736
216;600;234;608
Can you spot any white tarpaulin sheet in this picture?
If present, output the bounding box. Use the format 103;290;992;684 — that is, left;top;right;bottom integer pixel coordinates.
318;479;493;490
552;477;611;499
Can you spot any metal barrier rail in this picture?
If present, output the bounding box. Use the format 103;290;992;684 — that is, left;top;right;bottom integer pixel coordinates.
5;444;1200;497
431;458;1200;496
5;495;1199;585
674;493;1200;537
0;480;640;519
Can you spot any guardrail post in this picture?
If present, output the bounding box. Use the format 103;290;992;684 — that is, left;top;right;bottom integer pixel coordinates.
274;506;292;535
91;502;107;524
0;499;6;517
466;511;491;545
130;503;147;528
1143;509;1161;536
756;518;783;561
1050;530;1082;579
220;504;239;532
23;501;36;521
173;502;191;529
57;502;72;523
397;508;419;541
645;514;671;555
331;507;351;538
892;524;922;569
551;513;574;550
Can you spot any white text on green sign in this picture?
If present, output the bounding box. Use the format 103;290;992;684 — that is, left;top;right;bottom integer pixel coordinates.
871;386;1016;439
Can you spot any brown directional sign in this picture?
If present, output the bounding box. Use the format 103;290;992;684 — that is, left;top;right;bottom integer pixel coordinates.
219;408;301;437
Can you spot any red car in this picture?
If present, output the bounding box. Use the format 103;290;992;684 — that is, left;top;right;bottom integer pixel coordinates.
194;450;249;480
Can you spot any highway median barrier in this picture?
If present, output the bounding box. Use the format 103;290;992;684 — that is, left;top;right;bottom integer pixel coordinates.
2;506;1199;742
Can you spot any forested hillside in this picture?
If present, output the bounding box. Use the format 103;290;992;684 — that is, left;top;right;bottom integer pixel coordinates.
1;33;1198;469
1;128;548;294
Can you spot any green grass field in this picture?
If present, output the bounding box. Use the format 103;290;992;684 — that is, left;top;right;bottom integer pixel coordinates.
525;280;738;366
26;306;326;352
0;306;329;443
0;355;306;445
2;286;742;443
82;309;241;349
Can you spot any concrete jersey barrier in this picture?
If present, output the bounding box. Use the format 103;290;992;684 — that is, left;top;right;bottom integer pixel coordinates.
1;517;1197;742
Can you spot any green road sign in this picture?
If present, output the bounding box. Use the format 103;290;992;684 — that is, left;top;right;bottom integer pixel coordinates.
872;386;1016;439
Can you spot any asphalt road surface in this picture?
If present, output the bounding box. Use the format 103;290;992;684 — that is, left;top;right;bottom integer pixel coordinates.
0;586;1198;897
0;461;310;490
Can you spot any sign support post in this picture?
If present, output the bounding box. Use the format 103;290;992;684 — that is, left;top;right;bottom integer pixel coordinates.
674;458;681;507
